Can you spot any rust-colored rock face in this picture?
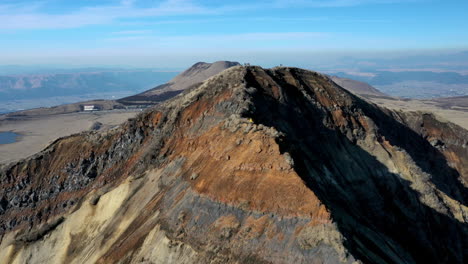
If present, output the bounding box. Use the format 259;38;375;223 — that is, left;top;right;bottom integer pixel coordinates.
0;66;467;264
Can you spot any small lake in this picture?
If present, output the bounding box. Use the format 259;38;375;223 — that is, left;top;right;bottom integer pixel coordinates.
0;132;19;144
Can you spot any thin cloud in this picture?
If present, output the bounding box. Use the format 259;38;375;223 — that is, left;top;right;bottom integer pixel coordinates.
106;31;328;40
0;0;418;30
112;30;153;35
272;0;423;7
0;0;210;30
118;16;328;27
103;32;330;49
105;35;151;42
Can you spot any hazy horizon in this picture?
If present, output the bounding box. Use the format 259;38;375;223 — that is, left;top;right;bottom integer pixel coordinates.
1;49;468;72
1;0;467;67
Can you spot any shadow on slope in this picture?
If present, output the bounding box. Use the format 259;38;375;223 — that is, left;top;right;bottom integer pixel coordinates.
243;67;468;263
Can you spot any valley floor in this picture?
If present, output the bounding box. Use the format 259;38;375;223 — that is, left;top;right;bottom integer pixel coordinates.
368;97;468;130
0;110;139;165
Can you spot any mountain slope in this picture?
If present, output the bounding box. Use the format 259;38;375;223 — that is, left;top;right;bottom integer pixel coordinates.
0;66;467;264
118;61;240;105
330;76;388;97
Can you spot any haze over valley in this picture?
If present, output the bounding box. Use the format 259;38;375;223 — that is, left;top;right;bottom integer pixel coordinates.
0;69;178;113
3;49;468;114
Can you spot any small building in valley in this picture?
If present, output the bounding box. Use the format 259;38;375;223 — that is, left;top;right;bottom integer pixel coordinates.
83;105;96;111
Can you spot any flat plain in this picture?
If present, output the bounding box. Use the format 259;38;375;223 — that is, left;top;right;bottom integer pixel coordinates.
0;110;139;164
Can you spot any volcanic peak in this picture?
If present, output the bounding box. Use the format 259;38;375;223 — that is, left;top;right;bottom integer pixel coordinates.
0;65;467;264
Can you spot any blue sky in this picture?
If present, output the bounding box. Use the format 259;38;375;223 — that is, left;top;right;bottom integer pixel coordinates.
1;0;467;67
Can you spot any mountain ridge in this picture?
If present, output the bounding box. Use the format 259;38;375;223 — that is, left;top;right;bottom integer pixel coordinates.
118;61;240;105
0;65;466;263
330;76;388;97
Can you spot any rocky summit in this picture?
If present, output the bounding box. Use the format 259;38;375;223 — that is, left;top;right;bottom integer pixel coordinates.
0;65;467;264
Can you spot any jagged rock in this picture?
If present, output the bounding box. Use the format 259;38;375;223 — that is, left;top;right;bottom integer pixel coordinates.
15;217;64;243
190;173;199;180
297;223;347;261
283;153;294;167
90;121;103;131
89;194;101;206
0;65;466;264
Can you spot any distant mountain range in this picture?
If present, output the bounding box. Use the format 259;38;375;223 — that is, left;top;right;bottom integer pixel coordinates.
334;70;468;85
0;70;178;101
332;70;468;98
0;65;181;75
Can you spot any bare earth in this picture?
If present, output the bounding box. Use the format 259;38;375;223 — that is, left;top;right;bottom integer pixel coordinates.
1;98;465;166
0;110;140;165
329;77;467;129
0;72;466;166
369;97;468;130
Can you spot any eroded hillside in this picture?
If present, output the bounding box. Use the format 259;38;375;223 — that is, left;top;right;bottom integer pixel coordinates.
0;66;467;264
